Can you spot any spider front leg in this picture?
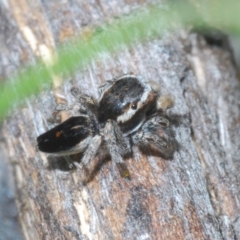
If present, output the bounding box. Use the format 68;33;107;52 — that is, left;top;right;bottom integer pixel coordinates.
131;115;178;159
157;94;174;112
50;101;88;124
71;134;103;183
79;135;102;167
104;119;132;179
71;87;98;115
156;94;190;127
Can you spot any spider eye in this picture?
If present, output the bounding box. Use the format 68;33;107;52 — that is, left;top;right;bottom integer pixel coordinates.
131;103;137;110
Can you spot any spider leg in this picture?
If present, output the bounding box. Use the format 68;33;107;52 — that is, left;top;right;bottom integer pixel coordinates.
71;87;98;114
70;134;102;183
155;94;190;127
80;135;102;167
63;155;76;170
104;119;131;178
55;103;70;111
131;116;178;159
157;94;174;112
51;103;84;123
49;103;73;122
131;145;142;162
55;87;96;114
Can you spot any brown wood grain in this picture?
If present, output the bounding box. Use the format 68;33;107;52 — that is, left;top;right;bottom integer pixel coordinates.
1;1;240;240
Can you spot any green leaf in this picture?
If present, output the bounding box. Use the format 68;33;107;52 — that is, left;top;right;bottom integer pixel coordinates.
1;1;240;121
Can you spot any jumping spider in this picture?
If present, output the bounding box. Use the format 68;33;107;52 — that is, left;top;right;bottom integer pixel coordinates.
37;74;178;181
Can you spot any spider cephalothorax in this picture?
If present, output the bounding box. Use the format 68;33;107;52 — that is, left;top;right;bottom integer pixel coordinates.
37;74;178;181
98;74;158;134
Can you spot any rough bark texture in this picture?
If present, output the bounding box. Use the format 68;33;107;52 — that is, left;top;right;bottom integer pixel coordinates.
1;1;240;240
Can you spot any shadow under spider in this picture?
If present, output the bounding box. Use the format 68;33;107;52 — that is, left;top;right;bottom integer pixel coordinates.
46;145;178;184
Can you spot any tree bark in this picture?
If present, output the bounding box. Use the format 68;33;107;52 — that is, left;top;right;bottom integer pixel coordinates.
1;1;240;240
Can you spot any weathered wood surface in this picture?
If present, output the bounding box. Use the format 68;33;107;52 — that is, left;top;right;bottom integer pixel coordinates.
1;1;240;240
